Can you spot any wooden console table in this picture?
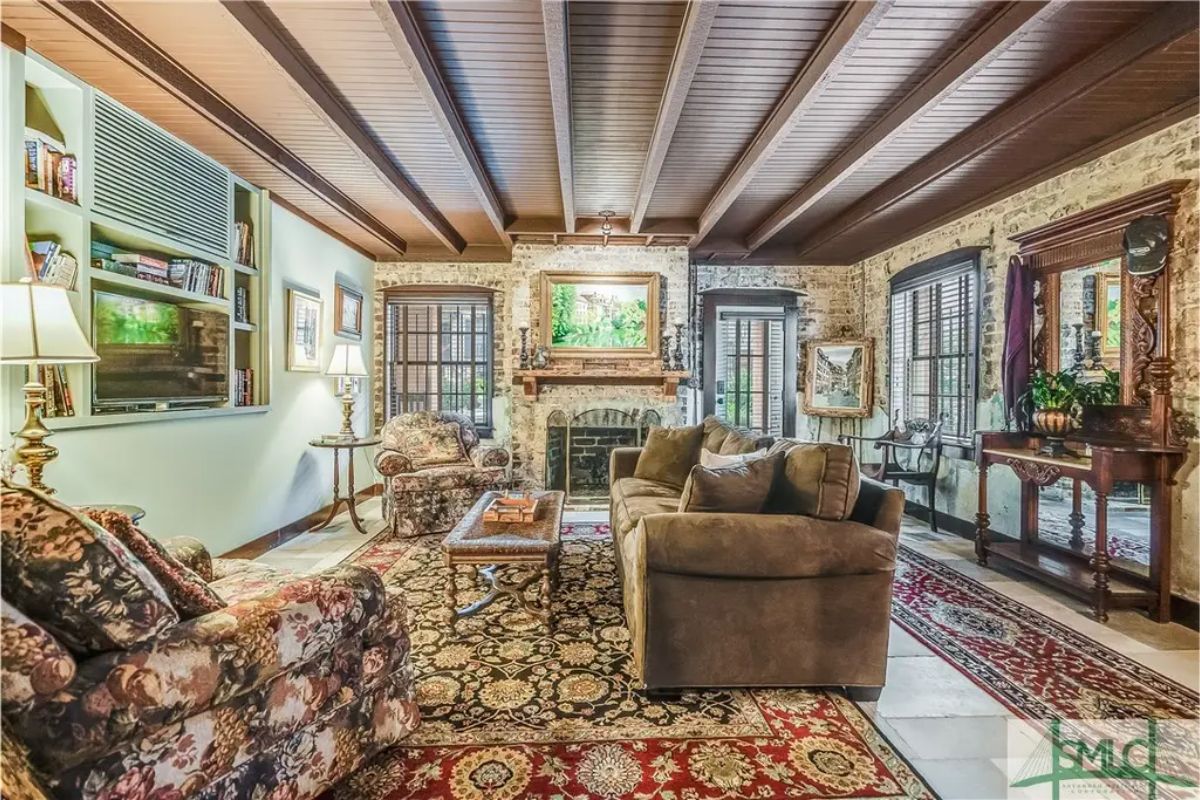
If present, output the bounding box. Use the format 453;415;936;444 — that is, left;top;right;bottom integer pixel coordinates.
974;431;1184;623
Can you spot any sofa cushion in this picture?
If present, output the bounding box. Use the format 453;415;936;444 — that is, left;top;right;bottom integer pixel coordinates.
613;495;680;539
0;481;179;655
390;465;506;492
678;453;781;514
612;477;682;501
701;416;774;455
634;424;704;488
392;420;468;468
82;509;225;620
766;441;861;520
699;447;767;468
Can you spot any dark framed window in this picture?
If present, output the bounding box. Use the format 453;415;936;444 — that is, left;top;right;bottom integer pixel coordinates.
383;288;494;437
888;248;982;445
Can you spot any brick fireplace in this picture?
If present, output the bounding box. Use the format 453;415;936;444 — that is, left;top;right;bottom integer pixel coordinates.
546;408;662;506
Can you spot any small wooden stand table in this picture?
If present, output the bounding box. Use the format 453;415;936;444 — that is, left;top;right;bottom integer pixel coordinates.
442;490;565;634
974;430;1184;623
308;435;381;535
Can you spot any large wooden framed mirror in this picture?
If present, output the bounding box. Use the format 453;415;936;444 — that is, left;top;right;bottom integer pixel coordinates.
1007;180;1188;580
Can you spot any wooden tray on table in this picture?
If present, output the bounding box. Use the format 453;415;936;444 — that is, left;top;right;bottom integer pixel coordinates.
482;494;540;523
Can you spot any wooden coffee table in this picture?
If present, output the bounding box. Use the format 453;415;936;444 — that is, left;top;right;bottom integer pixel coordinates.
442;490;565;634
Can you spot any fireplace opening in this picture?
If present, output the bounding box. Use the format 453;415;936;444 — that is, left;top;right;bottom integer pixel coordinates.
545;408;661;506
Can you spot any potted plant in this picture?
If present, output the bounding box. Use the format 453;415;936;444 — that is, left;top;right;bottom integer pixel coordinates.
1021;367;1119;455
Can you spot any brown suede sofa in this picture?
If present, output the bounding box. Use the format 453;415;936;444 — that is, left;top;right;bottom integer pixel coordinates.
609;418;904;699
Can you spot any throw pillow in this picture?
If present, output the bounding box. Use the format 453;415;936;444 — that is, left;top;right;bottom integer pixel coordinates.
633;424;705;488
766;441;861;520
396;421;468;467
82;509;225;619
678;452;782;514
1;599;77;711
0;481;179;655
700;415;775;454
699;447;767;469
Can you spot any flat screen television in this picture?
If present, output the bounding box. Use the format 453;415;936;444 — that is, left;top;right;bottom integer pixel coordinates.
92;291;229;408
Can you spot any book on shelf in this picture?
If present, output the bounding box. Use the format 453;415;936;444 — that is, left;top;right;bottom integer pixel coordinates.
27;237;79;290
91;241;225;299
234;286;249;323
24;130;78;203
235;220;255;268
234;367;254;407
35;364;75;418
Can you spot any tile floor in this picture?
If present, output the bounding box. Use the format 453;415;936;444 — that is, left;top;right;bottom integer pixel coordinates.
256;499;1199;800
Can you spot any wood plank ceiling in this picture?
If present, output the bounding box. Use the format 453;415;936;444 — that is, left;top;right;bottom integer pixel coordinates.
6;0;1197;263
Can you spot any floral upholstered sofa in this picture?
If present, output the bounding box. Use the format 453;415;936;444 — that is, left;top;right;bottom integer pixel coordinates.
376;410;510;537
0;481;418;800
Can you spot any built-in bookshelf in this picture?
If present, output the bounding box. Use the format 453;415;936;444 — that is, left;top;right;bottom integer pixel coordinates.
2;48;272;430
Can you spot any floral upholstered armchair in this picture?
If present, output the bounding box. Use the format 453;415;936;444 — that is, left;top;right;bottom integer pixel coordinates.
376;410;510;537
0;481;419;800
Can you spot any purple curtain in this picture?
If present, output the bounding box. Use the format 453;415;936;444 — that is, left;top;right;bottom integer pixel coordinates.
1002;254;1033;429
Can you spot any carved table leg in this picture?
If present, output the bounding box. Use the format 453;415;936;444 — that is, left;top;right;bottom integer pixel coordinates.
446;562;459;635
1069;479;1085;550
1092;492;1110;623
975;463;990;566
540;566;553;633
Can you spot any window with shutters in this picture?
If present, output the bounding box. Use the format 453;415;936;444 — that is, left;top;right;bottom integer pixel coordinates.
888;249;981;444
716;312;786;436
383;288;494;437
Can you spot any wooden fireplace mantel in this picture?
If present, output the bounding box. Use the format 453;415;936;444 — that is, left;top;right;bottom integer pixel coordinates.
513;368;690;399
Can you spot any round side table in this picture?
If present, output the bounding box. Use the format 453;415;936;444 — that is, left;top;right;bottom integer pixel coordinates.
309;435;381;534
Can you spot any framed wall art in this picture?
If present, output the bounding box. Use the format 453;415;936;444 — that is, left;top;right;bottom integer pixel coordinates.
803;338;874;418
539;271;660;359
334;281;364;340
286;287;322;371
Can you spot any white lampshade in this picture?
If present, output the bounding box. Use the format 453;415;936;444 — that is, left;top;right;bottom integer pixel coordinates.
1;281;98;365
325;343;367;377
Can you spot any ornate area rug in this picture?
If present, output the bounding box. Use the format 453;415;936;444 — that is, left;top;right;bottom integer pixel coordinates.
328;524;935;799
892;545;1198;721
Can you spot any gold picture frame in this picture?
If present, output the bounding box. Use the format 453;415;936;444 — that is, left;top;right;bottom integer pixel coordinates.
539;271;661;359
286;287;323;372
803;338;874;418
1095;272;1122;358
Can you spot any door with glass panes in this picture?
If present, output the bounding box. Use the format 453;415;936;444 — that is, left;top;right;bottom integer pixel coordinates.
701;291;800;438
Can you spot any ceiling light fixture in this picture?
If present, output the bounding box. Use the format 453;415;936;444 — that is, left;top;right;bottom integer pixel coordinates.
599;210;615;237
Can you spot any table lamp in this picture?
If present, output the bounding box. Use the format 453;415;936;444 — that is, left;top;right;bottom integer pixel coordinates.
325;343;368;437
1;280;99;493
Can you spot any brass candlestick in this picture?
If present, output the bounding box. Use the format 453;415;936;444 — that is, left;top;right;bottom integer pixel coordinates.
15;377;58;493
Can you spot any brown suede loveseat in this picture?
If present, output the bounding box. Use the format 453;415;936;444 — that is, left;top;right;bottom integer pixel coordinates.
609;417;904;700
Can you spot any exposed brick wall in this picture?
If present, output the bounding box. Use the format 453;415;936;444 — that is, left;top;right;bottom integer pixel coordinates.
853;116;1200;601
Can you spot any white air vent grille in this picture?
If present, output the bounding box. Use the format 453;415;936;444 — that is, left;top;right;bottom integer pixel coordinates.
93;94;230;258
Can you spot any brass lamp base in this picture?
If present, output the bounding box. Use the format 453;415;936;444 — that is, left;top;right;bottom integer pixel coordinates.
339;384;356;437
15;380;58;494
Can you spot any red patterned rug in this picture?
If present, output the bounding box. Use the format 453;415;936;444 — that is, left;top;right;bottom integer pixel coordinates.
892;545;1198;721
327;524;935;799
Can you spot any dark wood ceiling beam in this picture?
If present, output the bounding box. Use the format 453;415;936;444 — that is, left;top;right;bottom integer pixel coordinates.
47;0;408;256
798;1;1200;260
691;0;894;247
543;0;575;234
372;1;510;248
746;0;1060;252
629;0;720;234
221;0;464;253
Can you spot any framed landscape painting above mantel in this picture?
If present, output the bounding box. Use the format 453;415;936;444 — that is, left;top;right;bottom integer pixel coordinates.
539;271;660;359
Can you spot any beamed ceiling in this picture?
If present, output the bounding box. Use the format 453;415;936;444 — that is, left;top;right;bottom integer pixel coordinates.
5;1;1198;263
